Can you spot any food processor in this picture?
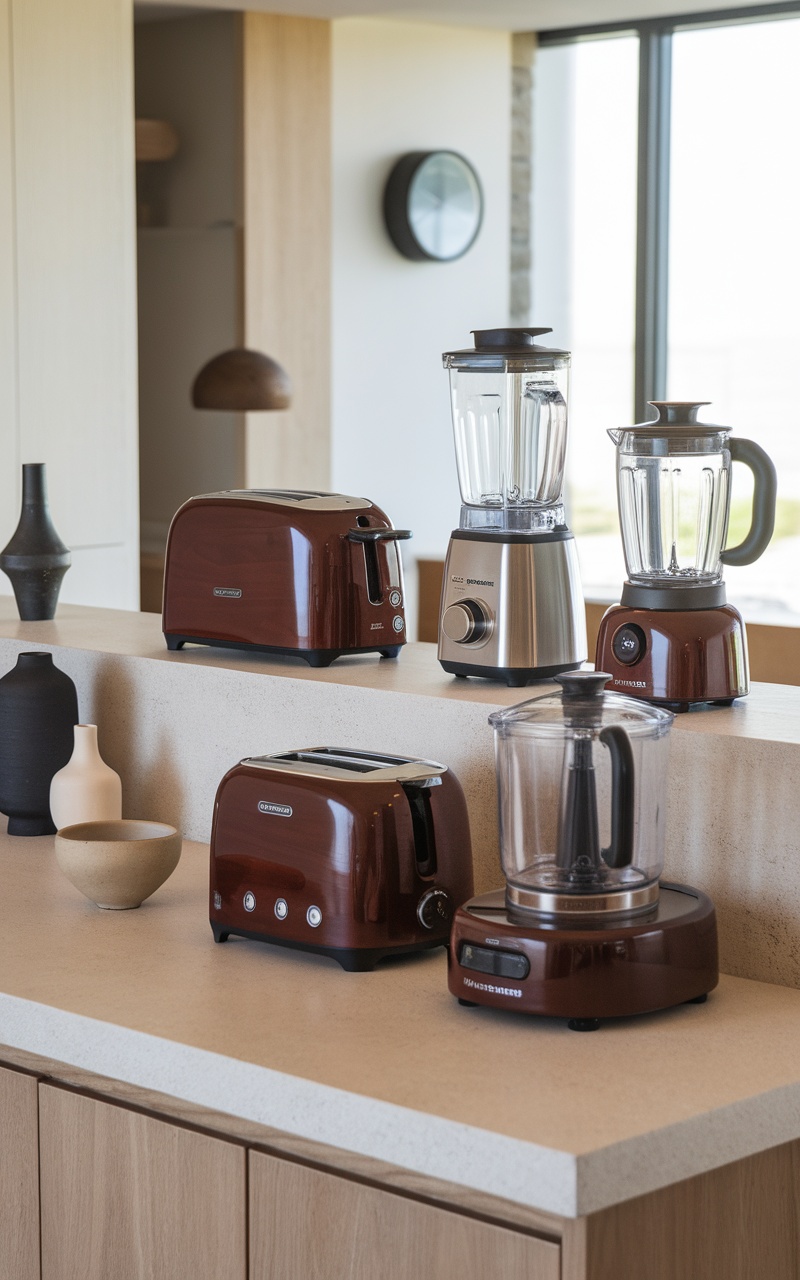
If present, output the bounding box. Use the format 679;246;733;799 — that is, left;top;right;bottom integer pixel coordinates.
447;672;718;1030
596;402;777;710
437;328;587;686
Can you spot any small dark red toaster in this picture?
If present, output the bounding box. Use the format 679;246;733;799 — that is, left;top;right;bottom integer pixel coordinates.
209;747;474;971
162;489;411;666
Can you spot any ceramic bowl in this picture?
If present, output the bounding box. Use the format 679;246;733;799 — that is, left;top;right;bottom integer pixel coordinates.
54;819;182;910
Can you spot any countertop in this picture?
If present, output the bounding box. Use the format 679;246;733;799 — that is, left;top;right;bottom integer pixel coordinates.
1;598;799;739
3;830;800;1219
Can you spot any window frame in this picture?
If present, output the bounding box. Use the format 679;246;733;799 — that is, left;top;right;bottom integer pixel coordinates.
536;1;800;421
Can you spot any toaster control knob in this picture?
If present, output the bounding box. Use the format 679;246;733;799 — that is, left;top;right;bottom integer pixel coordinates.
441;600;489;645
417;888;452;931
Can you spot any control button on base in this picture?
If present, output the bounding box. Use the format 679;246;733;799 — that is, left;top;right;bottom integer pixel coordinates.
612;623;647;666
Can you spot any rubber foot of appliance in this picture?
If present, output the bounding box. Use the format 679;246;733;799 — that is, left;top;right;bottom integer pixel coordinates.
212;927;229;944
458;998;479;1007
567;1018;601;1032
685;992;708;1004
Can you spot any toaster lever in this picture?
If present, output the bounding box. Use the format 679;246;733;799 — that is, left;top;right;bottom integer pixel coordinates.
401;782;437;878
346;529;413;543
348;530;412;607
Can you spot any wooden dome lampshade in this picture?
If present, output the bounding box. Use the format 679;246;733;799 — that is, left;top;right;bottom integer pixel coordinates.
191;348;292;412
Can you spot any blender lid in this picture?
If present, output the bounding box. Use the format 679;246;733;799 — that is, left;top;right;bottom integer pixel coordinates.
620;401;730;437
443;327;570;368
489;671;674;738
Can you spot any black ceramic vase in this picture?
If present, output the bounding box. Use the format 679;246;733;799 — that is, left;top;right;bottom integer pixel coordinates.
0;463;71;620
0;652;79;836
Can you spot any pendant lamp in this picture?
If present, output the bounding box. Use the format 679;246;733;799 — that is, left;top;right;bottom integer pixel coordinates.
192;348;291;412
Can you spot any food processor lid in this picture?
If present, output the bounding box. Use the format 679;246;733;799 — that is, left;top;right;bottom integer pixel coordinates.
489;671;674;737
443;327;570;369
621;401;730;437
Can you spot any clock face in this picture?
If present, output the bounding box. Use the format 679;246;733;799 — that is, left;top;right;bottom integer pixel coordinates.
383;151;484;262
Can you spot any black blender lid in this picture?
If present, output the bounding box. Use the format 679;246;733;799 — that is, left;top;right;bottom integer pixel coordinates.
443;327;570;361
624;401;729;435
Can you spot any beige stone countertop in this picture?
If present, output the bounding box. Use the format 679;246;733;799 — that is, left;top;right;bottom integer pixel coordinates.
1;599;799;736
3;831;800;1218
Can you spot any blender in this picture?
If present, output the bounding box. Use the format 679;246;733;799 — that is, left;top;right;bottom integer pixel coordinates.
437;328;587;686
447;672;718;1030
596;402;777;710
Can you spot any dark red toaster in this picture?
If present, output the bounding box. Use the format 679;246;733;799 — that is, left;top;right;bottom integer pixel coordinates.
162;489;411;666
209;747;474;971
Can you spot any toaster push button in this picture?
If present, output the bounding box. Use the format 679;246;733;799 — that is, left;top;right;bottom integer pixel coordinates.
307;905;323;928
389;589;402;607
243;892;256;912
417;888;452;930
275;898;288;920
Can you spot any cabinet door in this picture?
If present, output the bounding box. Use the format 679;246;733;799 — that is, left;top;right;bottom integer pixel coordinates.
0;1064;40;1280
249;1150;560;1280
38;1083;246;1280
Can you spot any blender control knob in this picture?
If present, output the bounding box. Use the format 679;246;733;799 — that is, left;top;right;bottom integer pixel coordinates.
442;600;489;644
417;888;452;930
612;623;647;666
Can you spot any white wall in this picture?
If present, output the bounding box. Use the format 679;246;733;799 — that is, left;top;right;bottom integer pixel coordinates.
331;18;511;631
0;0;139;610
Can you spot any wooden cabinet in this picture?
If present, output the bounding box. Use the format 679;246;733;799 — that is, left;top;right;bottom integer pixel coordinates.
249;1151;560;1280
1;1050;798;1280
0;1065;39;1280
38;1084;247;1280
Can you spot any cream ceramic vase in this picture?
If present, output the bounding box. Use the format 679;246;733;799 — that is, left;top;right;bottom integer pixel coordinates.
49;724;122;830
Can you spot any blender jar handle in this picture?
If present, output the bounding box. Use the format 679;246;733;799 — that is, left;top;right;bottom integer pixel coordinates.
599;726;635;869
720;438;777;567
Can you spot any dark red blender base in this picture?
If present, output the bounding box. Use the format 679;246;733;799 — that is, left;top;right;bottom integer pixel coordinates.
595;603;748;711
448;883;718;1028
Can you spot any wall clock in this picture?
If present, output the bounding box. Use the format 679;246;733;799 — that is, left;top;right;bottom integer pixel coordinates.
383;151;484;262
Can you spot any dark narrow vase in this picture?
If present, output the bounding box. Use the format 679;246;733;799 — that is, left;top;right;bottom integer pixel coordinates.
0;652;79;836
0;463;71;620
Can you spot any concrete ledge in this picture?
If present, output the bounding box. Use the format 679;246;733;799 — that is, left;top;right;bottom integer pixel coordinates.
0;602;798;987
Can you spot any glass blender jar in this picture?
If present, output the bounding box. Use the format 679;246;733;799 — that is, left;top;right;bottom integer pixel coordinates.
596;402;777;710
437;329;587;686
447;671;719;1028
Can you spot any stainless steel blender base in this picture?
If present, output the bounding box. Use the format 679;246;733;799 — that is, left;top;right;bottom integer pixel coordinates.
437;530;587;685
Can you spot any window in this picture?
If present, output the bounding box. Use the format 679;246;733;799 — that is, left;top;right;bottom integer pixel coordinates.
532;5;800;624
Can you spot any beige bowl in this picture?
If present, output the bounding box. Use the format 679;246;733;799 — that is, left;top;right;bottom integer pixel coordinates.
55;820;182;910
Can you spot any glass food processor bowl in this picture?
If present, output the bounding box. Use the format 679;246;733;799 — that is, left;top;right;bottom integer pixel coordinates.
443;328;570;533
611;401;778;588
489;671;674;918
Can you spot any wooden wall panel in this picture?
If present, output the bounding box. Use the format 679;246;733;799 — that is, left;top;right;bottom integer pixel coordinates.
242;13;331;491
249;1150;560;1280
0;1065;39;1280
39;1083;246;1280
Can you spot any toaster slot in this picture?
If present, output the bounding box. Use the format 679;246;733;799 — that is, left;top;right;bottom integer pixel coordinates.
401;782;438;878
363;539;383;605
277;748;413;773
